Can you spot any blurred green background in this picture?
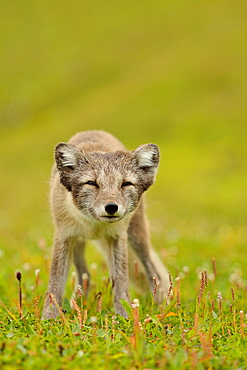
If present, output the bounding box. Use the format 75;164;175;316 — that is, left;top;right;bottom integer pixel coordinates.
0;0;246;289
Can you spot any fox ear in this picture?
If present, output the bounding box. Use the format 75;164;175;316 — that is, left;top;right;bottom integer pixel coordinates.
135;144;159;169
133;144;160;190
55;143;83;170
55;143;83;191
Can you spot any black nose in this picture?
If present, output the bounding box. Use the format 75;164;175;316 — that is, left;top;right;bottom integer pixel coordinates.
105;202;118;215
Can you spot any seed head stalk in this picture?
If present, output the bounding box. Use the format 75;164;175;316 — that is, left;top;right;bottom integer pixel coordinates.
212;258;217;280
239;311;245;339
166;272;173;303
132;298;141;349
49;293;73;339
131;298;143;366
230;287;236;331
217;291;225;336
76;285;83;312
16;271;23;318
71;298;83;330
153;276;157;298
82;273;89;306
35;269;40;297
199;271;208;319
175;277;181;310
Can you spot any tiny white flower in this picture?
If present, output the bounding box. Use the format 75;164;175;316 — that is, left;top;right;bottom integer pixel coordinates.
82;272;89;280
182;266;190;273
23;263;31;271
90;316;97;323
90;262;98;270
131;298;140;309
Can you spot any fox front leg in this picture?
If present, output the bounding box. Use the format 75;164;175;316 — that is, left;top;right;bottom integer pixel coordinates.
108;235;130;318
43;236;73;319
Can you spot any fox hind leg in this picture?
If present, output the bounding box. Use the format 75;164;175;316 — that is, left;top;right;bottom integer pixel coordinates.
73;239;90;296
128;201;170;302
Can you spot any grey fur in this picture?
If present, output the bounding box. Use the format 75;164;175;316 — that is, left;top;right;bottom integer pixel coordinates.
43;130;170;319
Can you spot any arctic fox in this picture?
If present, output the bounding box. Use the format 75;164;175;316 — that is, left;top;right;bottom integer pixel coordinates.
43;130;170;318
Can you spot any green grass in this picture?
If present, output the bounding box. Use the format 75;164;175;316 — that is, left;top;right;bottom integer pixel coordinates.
0;259;246;369
0;0;247;368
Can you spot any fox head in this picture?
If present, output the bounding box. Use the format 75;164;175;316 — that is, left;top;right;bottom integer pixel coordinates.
55;143;160;223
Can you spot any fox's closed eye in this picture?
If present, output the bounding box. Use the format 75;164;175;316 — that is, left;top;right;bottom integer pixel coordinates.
85;181;98;186
122;181;134;187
